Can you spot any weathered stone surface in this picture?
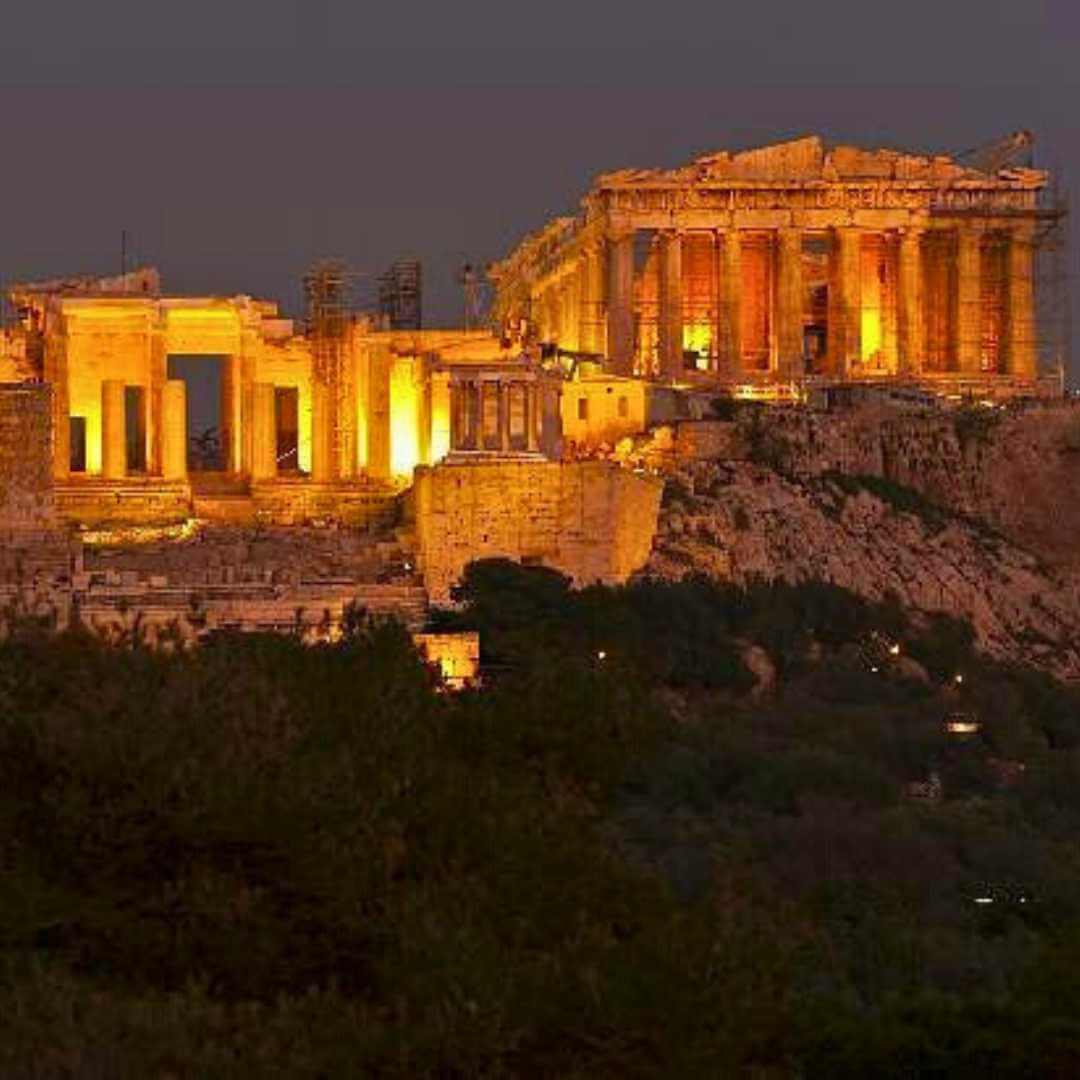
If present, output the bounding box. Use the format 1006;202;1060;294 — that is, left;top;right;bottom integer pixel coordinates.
0;383;55;532
412;459;663;603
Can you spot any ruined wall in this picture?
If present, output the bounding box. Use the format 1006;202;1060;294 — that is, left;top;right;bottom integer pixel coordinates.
0;383;55;532
412;460;663;602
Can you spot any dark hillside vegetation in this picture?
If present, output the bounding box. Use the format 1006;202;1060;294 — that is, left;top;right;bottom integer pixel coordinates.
3;562;1080;1076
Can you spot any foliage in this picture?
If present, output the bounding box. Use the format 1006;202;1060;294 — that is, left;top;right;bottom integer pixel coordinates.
3;569;1080;1074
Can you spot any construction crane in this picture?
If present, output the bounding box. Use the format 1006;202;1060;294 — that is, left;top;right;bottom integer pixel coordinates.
957;130;1035;175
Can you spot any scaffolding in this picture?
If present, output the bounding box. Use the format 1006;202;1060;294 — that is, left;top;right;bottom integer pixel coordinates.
303;260;352;478
1034;176;1071;386
377;260;422;330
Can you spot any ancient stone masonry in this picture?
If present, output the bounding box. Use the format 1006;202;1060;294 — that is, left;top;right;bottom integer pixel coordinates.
490;133;1062;395
0;383;55;533
410;459;663;603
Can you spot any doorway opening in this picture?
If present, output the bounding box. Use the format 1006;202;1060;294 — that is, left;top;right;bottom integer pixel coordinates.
69;417;87;473
125;386;147;473
167;355;227;471
275;387;300;473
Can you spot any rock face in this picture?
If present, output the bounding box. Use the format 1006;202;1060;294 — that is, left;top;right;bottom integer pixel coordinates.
647;460;1080;680
727;405;1080;574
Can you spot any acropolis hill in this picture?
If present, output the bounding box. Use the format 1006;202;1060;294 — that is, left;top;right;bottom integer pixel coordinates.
0;132;1074;673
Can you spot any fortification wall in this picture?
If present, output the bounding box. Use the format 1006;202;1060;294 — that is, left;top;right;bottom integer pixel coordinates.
0;383;55;532
412;459;663;602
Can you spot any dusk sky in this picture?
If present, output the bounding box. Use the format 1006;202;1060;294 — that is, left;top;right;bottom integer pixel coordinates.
2;0;1074;364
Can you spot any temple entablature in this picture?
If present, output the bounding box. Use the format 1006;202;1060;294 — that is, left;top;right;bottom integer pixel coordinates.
492;133;1063;399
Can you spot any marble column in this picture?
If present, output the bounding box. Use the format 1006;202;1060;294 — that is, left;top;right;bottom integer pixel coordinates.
830;228;862;376
311;381;333;483
161;379;188;482
583;242;606;355
897;229;924;375
251;382;277;482
720;230;743;374
526;384;539;452
658;230;684;379
365;345;392;480
775;228;804;379
1007;227;1037;378
607;231;635;375
956;228;983;373
101;379;126;480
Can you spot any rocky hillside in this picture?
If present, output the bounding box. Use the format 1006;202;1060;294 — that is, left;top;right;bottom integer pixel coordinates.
647;459;1080;680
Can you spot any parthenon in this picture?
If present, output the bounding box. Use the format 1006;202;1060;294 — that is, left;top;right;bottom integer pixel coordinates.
490;133;1059;392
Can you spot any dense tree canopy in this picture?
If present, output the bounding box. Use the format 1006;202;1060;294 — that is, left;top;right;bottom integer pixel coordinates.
2;563;1080;1075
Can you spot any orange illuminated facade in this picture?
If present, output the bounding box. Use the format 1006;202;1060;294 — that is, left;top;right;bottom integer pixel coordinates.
490;133;1055;396
2;271;557;526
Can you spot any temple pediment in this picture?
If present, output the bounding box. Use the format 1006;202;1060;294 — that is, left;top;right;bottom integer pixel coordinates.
596;132;1047;188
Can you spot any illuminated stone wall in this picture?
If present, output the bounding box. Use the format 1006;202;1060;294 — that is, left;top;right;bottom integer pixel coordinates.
0;383;55;531
491;134;1047;385
412;459;663;603
560;376;647;448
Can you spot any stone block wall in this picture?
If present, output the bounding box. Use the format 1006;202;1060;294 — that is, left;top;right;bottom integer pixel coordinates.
0;383;55;532
412;459;663;603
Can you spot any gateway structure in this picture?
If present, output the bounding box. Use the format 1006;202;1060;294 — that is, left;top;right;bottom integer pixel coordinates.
0;267;562;526
490;133;1067;396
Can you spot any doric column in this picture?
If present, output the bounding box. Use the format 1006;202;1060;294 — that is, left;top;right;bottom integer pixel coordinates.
526;384;539;452
161;379;188;482
365;345;392;480
1007;226;1037;378
607;231;635;375
956;228;982;373
830;228;862;376
720;230;743;374
582;242;606;355
498;382;510;452
897;229;924;375
658;230;684;380
775;228;804;379
101;380;126;480
148;328;167;476
311;381;333;483
251;382;277;481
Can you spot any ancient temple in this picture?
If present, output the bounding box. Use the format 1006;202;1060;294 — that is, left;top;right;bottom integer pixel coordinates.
490;133;1059;393
0;268;562;526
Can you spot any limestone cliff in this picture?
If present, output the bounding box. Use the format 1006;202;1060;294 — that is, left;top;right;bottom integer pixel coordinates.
646;459;1080;680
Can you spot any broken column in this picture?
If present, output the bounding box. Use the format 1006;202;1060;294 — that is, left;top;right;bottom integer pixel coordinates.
101;380;126;480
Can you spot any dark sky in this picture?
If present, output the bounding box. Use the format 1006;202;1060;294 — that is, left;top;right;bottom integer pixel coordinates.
1;0;1075;369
